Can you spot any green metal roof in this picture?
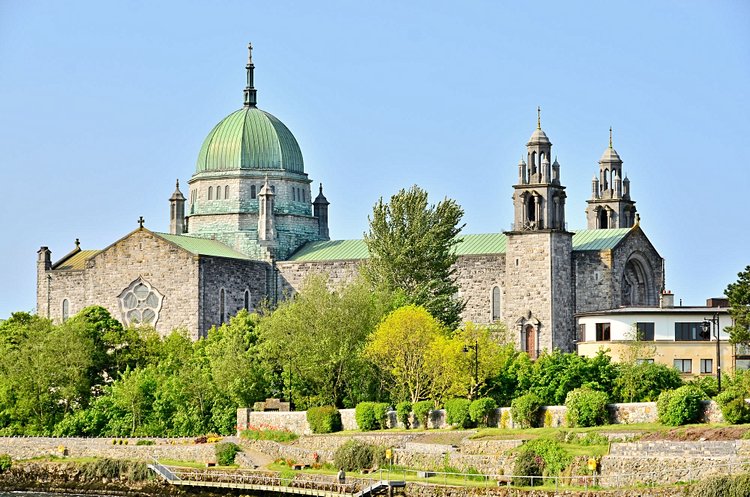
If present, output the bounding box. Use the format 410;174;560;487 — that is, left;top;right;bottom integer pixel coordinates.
195;107;304;174
455;233;507;255
52;250;100;270
155;233;251;260
571;228;631;251
288;239;370;261
288;228;633;262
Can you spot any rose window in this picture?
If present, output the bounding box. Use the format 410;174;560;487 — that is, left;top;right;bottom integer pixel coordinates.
118;277;164;327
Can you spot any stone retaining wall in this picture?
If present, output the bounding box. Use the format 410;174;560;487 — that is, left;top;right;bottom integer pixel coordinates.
238;401;724;435
0;437;216;463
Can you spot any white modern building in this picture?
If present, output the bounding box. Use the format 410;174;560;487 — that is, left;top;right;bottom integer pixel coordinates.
576;292;739;377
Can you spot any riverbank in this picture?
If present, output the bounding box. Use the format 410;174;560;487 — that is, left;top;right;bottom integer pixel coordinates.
0;460;693;497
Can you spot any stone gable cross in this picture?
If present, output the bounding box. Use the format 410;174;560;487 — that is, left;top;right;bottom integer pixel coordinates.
138;216;145;228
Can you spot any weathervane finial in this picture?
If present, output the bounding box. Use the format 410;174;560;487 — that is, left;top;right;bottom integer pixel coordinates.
537;106;541;129
609;127;613;148
243;42;257;107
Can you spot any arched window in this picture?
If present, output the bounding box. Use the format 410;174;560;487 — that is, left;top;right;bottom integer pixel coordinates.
62;299;69;322
250;185;257;199
219;289;225;325
208;186;213;200
530;151;537;175
527;196;536;222
293;188;297;201
225;185;229;199
598;208;608;229
217;185;222;200
244;290;250;311
491;287;501;321
302;189;305;202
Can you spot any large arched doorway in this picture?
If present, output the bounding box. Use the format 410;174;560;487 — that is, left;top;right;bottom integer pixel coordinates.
622;255;656;306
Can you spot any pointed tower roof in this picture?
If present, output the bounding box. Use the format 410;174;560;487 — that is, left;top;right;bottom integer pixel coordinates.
600;127;622;162
528;106;551;144
170;179;185;201
313;183;329;205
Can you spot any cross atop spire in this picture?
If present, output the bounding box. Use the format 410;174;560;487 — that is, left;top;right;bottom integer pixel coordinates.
609;126;613;148
138;216;145;229
537;106;541;129
243;42;257;108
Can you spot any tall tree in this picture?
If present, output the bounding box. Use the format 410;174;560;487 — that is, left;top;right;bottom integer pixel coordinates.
726;265;750;344
258;275;393;408
365;305;446;403
363;185;465;329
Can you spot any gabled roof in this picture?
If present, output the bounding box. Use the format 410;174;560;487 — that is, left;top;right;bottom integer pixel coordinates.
154;233;252;260
571;228;631;251
287;228;634;262
51;249;100;270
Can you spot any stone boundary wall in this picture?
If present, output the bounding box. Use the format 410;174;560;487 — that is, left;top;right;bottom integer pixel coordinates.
238;401;724;435
0;437;216;463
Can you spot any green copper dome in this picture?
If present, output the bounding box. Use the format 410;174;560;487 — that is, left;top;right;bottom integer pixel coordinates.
195;107;304;174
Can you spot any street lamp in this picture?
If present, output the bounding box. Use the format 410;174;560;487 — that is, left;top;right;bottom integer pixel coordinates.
702;313;721;393
463;340;479;399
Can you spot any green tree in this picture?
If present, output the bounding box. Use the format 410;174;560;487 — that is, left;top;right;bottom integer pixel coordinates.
363;185;465;328
726;266;750;344
365;305;446;403
259;275;392;408
0;316;94;434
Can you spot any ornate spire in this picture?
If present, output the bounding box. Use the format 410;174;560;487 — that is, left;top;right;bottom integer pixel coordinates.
609;126;613;148
243;43;257;108
537;106;541;129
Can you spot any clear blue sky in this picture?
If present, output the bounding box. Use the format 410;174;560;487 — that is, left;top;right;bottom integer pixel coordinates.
0;1;748;319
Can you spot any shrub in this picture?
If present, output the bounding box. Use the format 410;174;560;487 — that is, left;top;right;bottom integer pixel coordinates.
80;459;150;481
355;402;378;431
565;388;609;427
215;442;240;466
0;454;11;473
445;398;472;428
657;385;704;426
373;403;390;430
521;439;571;476
333;439;385;471
307;406;343;434
716;389;750;425
500;410;510;429
135;440;155;446
688;475;732;497
512;450;543;486
396;401;412;429
543;410;553;427
412;401;432;429
469;398;497;427
614;361;683;403
730;473;750;497
511;392;543;428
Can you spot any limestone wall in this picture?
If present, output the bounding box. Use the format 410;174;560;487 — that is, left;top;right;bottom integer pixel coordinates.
574;250;614;313
238;401;724;435
453;254;505;325
275;259;361;296
0;437;215;463
199;256;268;335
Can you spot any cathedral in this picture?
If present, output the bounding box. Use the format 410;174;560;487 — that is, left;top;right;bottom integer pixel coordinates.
37;46;663;354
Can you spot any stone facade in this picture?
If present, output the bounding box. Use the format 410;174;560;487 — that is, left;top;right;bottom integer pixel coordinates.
36;52;665;347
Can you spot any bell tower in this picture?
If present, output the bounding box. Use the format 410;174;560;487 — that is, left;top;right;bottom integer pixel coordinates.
512;107;567;231
504;109;575;355
585;128;637;229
